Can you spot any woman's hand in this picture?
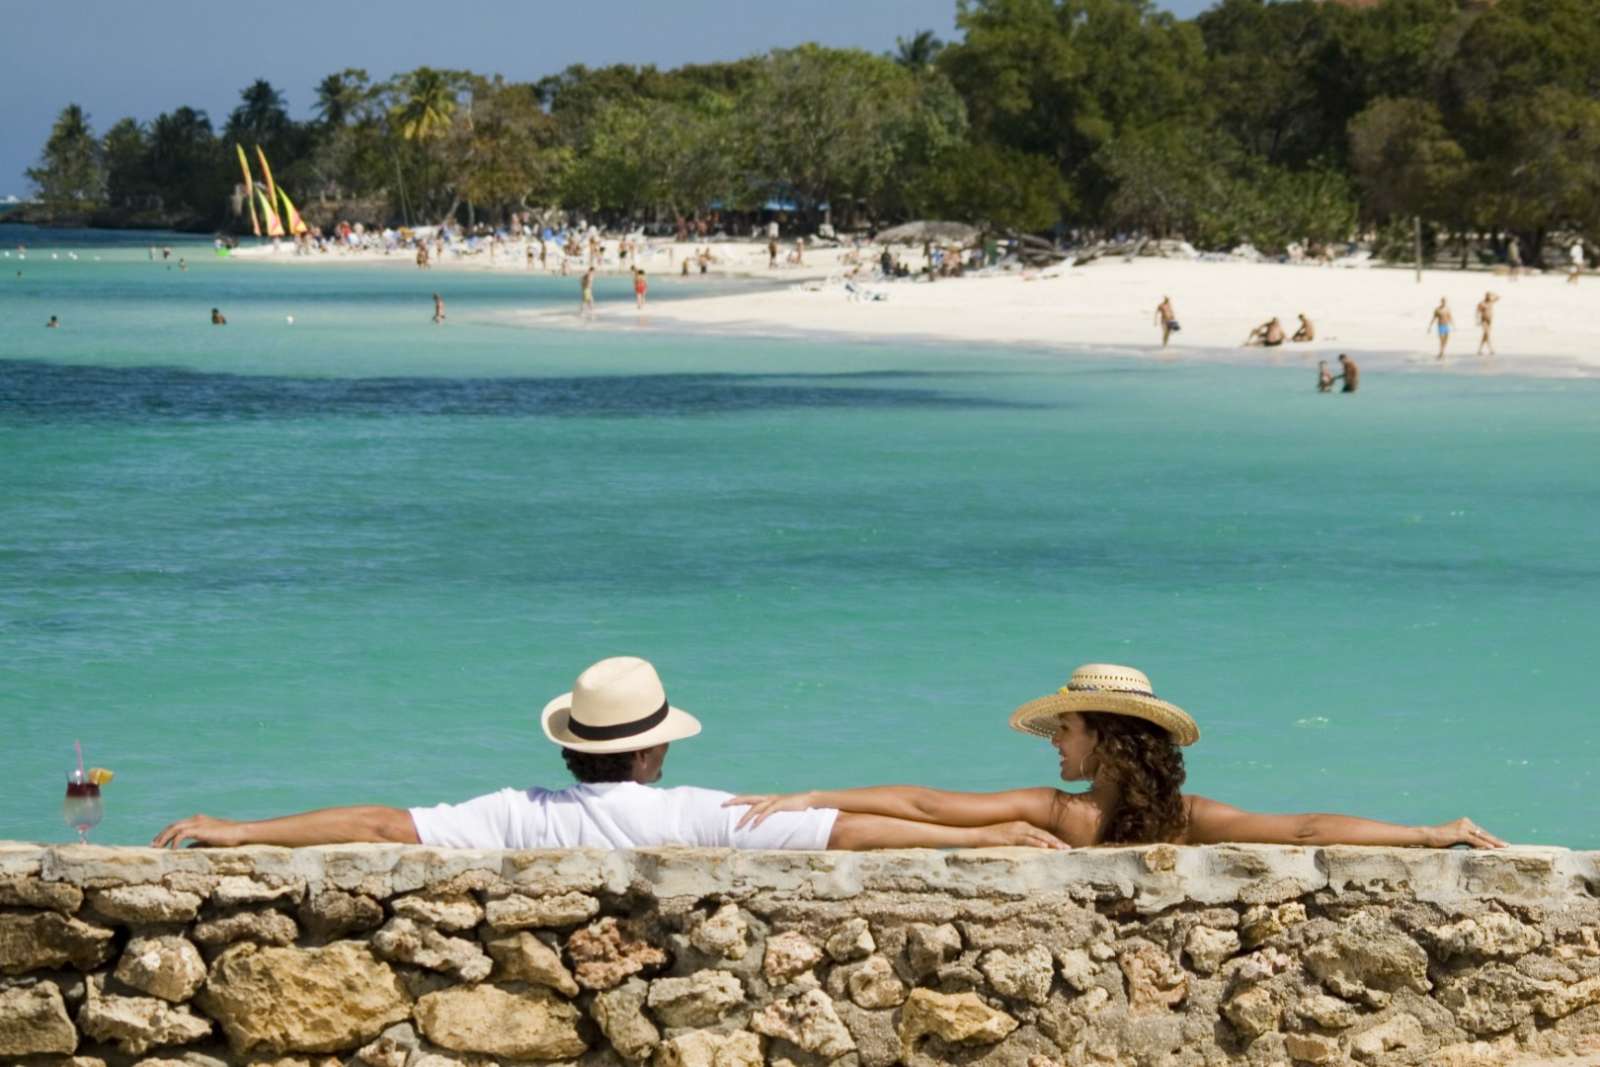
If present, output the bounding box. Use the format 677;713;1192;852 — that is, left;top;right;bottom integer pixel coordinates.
151;813;245;849
724;792;817;830
1425;818;1508;849
971;820;1071;850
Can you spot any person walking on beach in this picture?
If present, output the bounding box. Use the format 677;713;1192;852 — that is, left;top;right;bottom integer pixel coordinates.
1569;240;1586;284
1317;361;1334;392
1428;298;1454;359
633;267;648;310
210;308;227;326
1292;313;1315;342
729;663;1505;850
580;267;596;315
1154;296;1180;347
1507;235;1522;280
150;657;1064;851
768;235;779;268
432;293;445;324
1476;292;1499;357
1334;353;1359;393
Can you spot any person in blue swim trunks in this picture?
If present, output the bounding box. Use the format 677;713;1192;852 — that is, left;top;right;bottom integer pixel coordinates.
1427;297;1454;360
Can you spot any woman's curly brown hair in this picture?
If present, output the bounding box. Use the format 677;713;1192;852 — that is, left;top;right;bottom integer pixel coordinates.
1080;712;1188;845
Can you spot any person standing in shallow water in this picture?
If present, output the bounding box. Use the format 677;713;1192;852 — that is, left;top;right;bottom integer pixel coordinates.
729;663;1506;850
432;293;445;324
1154;296;1179;348
633;267;648;310
1317;361;1333;393
1333;353;1359;393
1428;297;1454;360
581;267;596;315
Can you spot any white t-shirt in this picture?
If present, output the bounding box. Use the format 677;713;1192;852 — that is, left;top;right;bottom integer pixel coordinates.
409;782;838;851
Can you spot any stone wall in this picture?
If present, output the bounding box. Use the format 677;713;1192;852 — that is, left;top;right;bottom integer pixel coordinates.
2;842;1599;1067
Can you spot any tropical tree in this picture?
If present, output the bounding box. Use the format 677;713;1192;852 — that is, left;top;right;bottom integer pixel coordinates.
101;117;152;210
26;104;104;212
314;69;371;128
146;107;225;217
894;30;945;70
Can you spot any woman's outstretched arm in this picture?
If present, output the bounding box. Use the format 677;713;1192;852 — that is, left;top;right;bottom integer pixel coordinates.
827;812;1068;850
1184;796;1507;849
727;786;1059;831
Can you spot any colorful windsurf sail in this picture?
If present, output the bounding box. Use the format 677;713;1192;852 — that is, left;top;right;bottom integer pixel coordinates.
255;187;285;237
277;186;308;236
235;144;260;237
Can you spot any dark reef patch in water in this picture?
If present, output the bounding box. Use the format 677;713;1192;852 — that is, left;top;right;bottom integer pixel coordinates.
0;360;1037;422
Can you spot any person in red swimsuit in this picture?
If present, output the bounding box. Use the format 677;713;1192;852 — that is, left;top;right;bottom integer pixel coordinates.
633;267;648;309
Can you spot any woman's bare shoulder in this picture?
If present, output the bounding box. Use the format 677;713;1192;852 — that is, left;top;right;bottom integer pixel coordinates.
1047;790;1104;848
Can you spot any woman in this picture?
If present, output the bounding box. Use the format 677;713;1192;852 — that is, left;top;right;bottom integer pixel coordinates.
730;664;1506;849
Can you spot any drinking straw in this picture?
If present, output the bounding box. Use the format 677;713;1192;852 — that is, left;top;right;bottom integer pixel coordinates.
74;739;84;779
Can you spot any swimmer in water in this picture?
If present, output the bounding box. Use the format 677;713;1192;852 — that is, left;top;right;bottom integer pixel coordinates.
211;308;227;325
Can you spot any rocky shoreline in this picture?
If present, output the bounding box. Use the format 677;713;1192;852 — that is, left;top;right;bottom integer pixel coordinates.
2;842;1599;1066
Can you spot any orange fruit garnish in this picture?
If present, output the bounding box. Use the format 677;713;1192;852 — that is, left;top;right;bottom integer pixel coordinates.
87;768;114;786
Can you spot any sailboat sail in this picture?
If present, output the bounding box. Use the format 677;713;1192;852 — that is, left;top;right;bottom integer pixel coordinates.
254;146;280;226
277;187;308;236
255;188;285;237
235;144;260;237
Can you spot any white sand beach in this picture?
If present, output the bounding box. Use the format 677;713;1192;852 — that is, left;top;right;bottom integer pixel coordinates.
238;239;1600;376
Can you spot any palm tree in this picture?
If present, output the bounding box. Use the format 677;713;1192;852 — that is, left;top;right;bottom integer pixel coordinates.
393;68;457;142
227;79;289;143
894;30;945;71
314;69;370;127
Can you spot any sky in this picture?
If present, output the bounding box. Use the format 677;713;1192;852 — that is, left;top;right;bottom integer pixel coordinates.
1;0;1211;198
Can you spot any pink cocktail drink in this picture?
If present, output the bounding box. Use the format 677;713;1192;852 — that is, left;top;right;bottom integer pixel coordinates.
63;770;103;843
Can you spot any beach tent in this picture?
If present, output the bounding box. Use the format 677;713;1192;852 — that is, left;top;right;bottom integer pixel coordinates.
876;220;980;245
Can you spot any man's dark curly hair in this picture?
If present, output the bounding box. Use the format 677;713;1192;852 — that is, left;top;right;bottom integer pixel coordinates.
1080;712;1189;845
561;747;637;784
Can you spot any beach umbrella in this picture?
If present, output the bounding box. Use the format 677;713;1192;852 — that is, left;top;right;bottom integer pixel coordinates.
876;220;980;245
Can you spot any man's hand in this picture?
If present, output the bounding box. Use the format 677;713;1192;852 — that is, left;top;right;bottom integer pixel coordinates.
725;792;817;830
152;814;245;850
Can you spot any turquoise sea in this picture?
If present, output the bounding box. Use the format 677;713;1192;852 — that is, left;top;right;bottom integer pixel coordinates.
3;225;1597;849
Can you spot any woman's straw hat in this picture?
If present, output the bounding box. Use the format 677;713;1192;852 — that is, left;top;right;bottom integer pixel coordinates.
1009;663;1199;746
541;656;702;754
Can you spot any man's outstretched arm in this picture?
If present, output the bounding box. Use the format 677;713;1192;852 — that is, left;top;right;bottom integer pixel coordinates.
152;806;420;849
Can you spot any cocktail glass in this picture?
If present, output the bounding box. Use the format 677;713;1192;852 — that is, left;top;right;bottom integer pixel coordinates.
63;768;103;844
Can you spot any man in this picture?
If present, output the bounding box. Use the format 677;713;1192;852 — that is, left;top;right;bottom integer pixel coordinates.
1333;353;1359;394
152;657;1065;851
580;267;596;314
1427;298;1453;360
1476;292;1499;357
1570;240;1586;285
1291;313;1314;342
1244;317;1285;347
210;308;227;326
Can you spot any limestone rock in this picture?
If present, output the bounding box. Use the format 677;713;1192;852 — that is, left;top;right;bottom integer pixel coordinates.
1118;944;1187;1014
750;989;856;1058
1053;948;1097;992
77;988;212;1055
0;912;115;975
647;971;745;1028
371;918;491;982
825;917;875;963
485;891;600;931
1437;964;1539;1035
484;931;580;996
1183;926;1240;975
1230;947;1293;987
390;894;483;932
0;982;77;1055
897;989;1018;1057
1536;976;1600;1021
352;1021;418;1067
846;955;907;1009
87;885;203;925
114;936;207;1003
191;909;298;949
211;876;305;908
0;876;83;914
593;978;660;1062
978;946;1053;1006
1349;1013;1427;1062
654;1029;762;1067
905;923;962;980
195;941;411;1054
1222;985;1280;1039
1304;916;1430;1003
834;1002;899;1067
296;889;383;940
1240;902;1307;948
688;904;749;961
1428;913;1543;961
568;918;668;990
1283;1032;1341;1064
763;931;823;982
1293;993;1359;1030
414;984;586;1060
